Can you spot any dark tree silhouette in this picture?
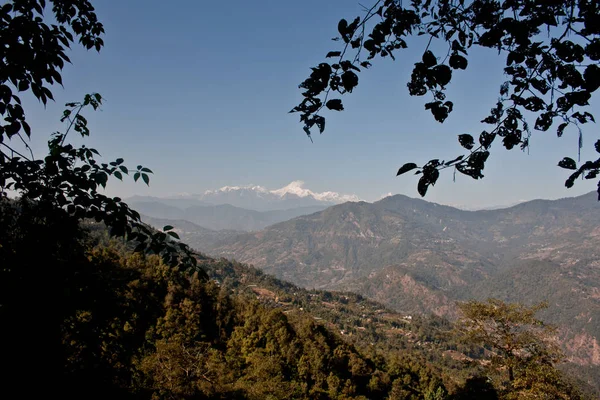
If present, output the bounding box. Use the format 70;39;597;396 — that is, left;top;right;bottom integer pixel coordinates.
0;0;197;268
293;0;600;198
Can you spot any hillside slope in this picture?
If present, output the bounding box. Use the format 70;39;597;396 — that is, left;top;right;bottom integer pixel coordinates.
196;192;600;387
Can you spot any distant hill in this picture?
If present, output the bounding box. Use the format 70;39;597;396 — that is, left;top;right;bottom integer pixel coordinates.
197;191;600;386
139;214;240;249
128;199;327;232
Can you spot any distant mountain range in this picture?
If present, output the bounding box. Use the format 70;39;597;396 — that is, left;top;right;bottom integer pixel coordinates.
131;181;360;212
127;181;360;231
187;191;600;376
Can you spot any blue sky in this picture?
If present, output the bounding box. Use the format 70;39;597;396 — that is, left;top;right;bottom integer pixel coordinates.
18;0;599;208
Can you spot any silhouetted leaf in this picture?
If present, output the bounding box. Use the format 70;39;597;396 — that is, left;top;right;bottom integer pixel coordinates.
584;64;600;92
314;115;325;133
417;175;429;196
326;99;344;111
449;54;468;69
397;163;418;176
341;71;359;92
432;65;452;86
422;50;437;67
458;134;475;150
479;131;495;149
167;231;180;240
558;157;577;170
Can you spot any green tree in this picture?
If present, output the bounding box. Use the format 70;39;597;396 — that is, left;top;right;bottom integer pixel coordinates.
457;299;581;399
294;0;600;198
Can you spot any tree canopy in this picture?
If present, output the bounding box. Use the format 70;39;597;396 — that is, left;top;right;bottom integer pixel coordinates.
0;0;197;268
293;0;600;199
457;299;581;399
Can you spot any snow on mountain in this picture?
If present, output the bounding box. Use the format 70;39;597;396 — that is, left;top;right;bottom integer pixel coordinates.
204;185;269;196
269;181;359;203
162;181;360;211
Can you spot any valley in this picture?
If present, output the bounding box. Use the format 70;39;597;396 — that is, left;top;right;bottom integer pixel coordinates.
139;191;600;391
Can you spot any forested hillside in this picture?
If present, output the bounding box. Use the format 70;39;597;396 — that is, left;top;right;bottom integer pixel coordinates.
1;198;589;399
186;192;600;390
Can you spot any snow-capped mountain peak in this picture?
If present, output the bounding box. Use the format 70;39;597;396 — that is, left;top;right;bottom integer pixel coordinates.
204;184;269;195
271;180;313;198
198;181;359;211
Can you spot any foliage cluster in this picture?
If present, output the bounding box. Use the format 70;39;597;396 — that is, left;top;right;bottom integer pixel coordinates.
294;0;600;198
0;0;196;269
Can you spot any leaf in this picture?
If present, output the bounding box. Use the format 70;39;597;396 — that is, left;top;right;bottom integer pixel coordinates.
18;80;30;92
479;131;496;149
167;231;180;240
22;121;31;137
584;64;600;92
142;173;150;186
95;172;108;188
534;112;553;131
338;19;348;34
500;82;509;96
314;115;325;133
326;99;344;111
417;175;429;197
113;171;123;180
163;225;174;231
557;123;568;137
458;134;475;150
425;101;451;123
531;78;549;94
341;71;359;92
141;167;153;173
422;50;437;68
326;51;342;58
397;163;418;176
449;54;468;70
133;172;140;182
432;65;452;86
418;171;440;197
558;157;577;170
595;140;600;153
